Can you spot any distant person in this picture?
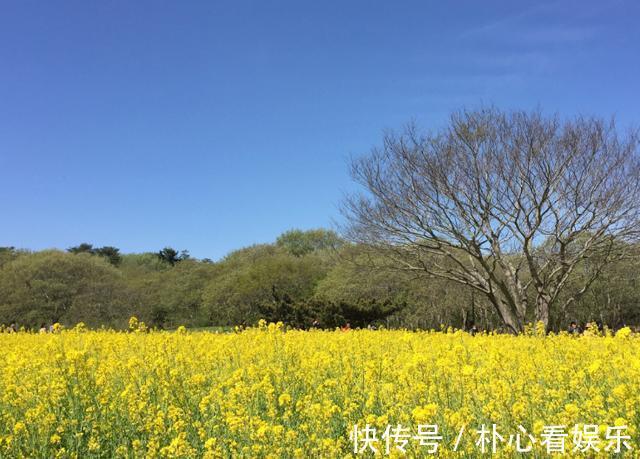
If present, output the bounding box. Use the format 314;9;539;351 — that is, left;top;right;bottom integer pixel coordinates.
8;323;17;333
469;324;479;336
39;323;47;334
311;319;320;329
341;322;351;332
567;321;580;335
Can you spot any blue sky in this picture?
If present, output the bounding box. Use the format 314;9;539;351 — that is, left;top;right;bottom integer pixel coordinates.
1;0;638;260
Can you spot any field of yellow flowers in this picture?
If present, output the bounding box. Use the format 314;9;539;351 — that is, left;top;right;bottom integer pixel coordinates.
0;321;638;458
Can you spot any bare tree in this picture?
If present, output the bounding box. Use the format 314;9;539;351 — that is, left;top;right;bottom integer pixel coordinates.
342;108;640;333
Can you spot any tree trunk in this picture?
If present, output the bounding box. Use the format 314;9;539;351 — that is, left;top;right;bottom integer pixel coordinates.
490;295;523;334
535;292;550;330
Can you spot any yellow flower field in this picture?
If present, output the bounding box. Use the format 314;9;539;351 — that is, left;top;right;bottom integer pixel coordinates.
0;322;638;458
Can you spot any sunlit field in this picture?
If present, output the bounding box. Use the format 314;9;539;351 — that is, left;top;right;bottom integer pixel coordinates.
0;321;638;458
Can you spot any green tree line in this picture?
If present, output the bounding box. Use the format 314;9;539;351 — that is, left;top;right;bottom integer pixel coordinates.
0;228;638;331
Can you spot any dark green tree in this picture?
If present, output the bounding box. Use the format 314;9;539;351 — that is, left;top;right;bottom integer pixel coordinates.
94;246;122;266
67;243;95;254
157;247;180;266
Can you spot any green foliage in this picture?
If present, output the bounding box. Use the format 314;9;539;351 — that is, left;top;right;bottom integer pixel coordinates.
203;246;327;326
557;254;640;329
94;246;122;266
0;232;638;332
314;246;494;330
0;247;20;268
0;250;130;328
142;260;218;328
156;247;189;266
67;243;94;254
119;253;170;273
276;228;342;257
68;243;122;266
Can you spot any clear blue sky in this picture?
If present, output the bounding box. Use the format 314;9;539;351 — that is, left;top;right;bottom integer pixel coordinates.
1;0;638;260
